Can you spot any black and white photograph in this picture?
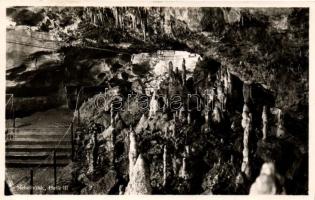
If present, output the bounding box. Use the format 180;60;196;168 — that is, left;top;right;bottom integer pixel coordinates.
4;5;309;195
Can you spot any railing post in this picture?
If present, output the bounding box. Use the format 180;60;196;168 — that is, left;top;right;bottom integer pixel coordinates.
53;150;57;194
71;122;74;161
30;169;33;194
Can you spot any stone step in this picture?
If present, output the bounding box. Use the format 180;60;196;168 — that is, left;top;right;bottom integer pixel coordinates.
6;145;72;152
6;139;71;145
6;151;71;160
6;129;70;136
6;159;70;168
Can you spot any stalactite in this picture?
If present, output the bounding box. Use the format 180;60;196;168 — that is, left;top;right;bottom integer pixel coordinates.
182;58;186;86
243;82;252;104
217;83;226;111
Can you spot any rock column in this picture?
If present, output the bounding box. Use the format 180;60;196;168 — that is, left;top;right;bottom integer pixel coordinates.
241;104;252;178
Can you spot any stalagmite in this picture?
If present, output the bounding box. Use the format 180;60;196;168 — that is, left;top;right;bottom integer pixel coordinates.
179;106;186;122
241;104;252;178
163;145;167;187
149;90;159;118
276;110;286;138
175;67;179;78
179;155;189;180
204;109;210;125
86;135;95;175
187;111;192;124
135;114;148;133
125;154;152;194
212;106;222;124
249;162;284;194
119;185;124;195
202;109;211;133
128;127;138;176
262;106;268;140
168;61;174;80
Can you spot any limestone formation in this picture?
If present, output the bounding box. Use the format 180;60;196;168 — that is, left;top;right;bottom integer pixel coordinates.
217;84;226;111
187;111;192;124
241;104;252;178
168;61;174;79
179;156;189;180
182;58;187;85
179;106;186;121
262;106;268;140
243;83;252;104
86;135;95;175
125;154;152;195
209;88;215;110
249;162;279;194
135;114;148;133
149;90;159;118
212;106;222;124
163;145;167;187
276;110;286;138
128;127;138;176
101;124;115;164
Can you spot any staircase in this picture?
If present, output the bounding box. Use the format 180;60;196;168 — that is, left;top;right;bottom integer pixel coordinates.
5;127;72;168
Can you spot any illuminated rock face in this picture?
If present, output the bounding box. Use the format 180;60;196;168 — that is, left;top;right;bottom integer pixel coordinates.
125;154;152;195
131;51;201;77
